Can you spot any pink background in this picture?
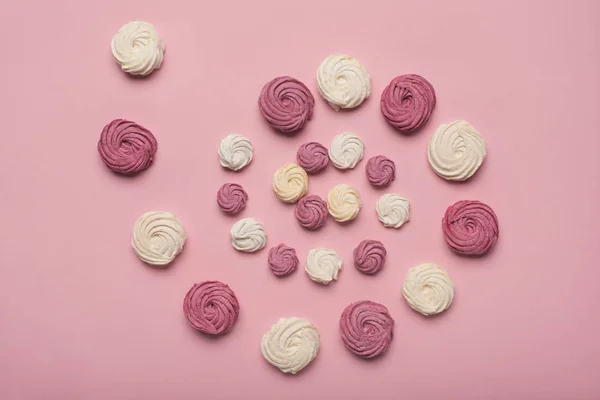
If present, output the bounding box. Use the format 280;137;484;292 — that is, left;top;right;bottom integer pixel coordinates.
1;0;599;399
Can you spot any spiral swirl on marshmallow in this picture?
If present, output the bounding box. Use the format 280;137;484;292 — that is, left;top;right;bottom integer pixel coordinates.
340;301;394;359
381;74;436;133
258;76;315;133
402;263;455;316
97;119;158;175
365;156;396;187
295;195;328;230
353;240;386;275
297;142;329;174
261;317;320;375
305;248;342;285
428;120;486;181
442;200;499;256
329;133;364;170
268;244;299;277
217;183;248;214
317;54;371;110
219;134;253;171
111;21;165;76
327;184;361;223
183;281;240;335
272;164;308;203
376;194;410;229
230;218;266;252
131;211;186;266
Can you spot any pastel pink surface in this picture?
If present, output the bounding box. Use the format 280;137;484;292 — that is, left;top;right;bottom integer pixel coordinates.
1;1;599;399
